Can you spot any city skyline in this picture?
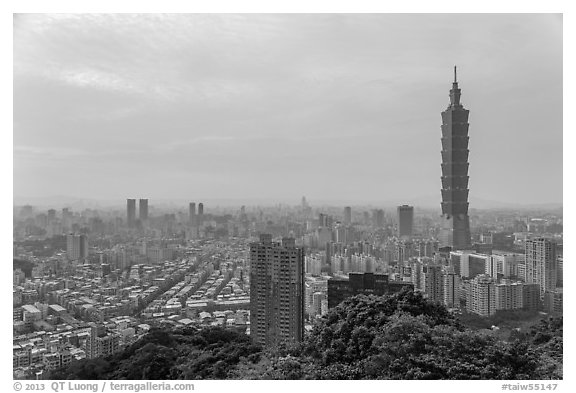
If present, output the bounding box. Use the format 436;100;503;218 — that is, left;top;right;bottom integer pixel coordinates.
14;14;562;205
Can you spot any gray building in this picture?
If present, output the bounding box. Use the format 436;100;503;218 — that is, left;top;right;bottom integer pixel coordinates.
249;234;304;346
397;205;414;239
439;67;472;250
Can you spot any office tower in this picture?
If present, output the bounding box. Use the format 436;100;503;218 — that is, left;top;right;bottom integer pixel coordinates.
138;199;148;221
343;206;352;225
466;274;496;316
397;205;414;239
439;67;471;250
66;233;88;261
196;202;204;227
327;272;413;309
189;202;196;224
61;208;72;231
126;199;136;227
525;238;558;299
249;234;304;346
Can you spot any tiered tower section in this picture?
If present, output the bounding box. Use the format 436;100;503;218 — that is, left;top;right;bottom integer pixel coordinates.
439;67;471;250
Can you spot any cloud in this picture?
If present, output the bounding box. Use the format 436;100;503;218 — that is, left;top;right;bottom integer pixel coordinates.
12;14;562;204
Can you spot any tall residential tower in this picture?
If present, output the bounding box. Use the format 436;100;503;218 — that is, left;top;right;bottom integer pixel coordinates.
439;67;471;250
249;234;305;346
525;238;558;299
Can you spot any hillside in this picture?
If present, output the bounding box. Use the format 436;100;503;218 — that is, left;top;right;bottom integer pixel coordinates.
50;290;562;380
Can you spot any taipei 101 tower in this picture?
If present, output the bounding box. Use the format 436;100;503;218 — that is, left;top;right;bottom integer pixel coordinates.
439;66;471;250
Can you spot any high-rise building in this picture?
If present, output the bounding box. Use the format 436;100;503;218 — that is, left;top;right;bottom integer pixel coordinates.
544;289;563;314
189;202;196;224
443;269;460;308
139;199;148;221
524;238;558;299
486;251;525;280
198;203;204;216
495;280;524;311
522;283;541;311
343;206;352;225
466;274;496;317
421;264;443;303
126;199;136;227
439;67;471;250
397;205;414;239
66;233;88;261
249;234;305;346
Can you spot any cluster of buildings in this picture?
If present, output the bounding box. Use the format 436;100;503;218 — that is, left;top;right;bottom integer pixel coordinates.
13;71;563;376
13;237;252;379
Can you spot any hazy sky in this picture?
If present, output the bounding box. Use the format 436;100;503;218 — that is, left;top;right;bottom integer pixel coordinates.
13;13;563;205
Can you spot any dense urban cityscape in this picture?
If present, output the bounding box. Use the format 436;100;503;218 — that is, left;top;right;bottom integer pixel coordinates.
13;13;562;382
12;195;564;378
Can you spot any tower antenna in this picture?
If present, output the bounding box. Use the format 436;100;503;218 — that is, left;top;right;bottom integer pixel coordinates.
454;65;457;83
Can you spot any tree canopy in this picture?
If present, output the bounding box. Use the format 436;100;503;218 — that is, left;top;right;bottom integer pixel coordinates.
50;290;562;380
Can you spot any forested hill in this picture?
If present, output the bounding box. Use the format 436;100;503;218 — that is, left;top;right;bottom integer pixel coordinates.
50;291;563;380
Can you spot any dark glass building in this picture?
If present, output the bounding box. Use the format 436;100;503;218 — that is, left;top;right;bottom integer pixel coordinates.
327;272;413;309
189;202;196;224
397;204;414;239
439;67;472;250
126;199;136;228
138;199;148;221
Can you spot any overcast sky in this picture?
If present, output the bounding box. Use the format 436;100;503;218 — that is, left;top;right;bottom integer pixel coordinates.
13;13;562;206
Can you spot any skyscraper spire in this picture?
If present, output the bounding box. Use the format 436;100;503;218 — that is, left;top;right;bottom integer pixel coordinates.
449;66;462;107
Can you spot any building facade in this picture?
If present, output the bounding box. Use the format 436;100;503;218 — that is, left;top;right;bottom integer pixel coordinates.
443;270;460;309
66;233;88;261
126;199;136;228
138;199;148;221
439;67;472;250
397;205;414;239
421;264;443;303
525;238;558;298
466;274;496;317
189;202;196;224
249;234;305;346
343;206;352;225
